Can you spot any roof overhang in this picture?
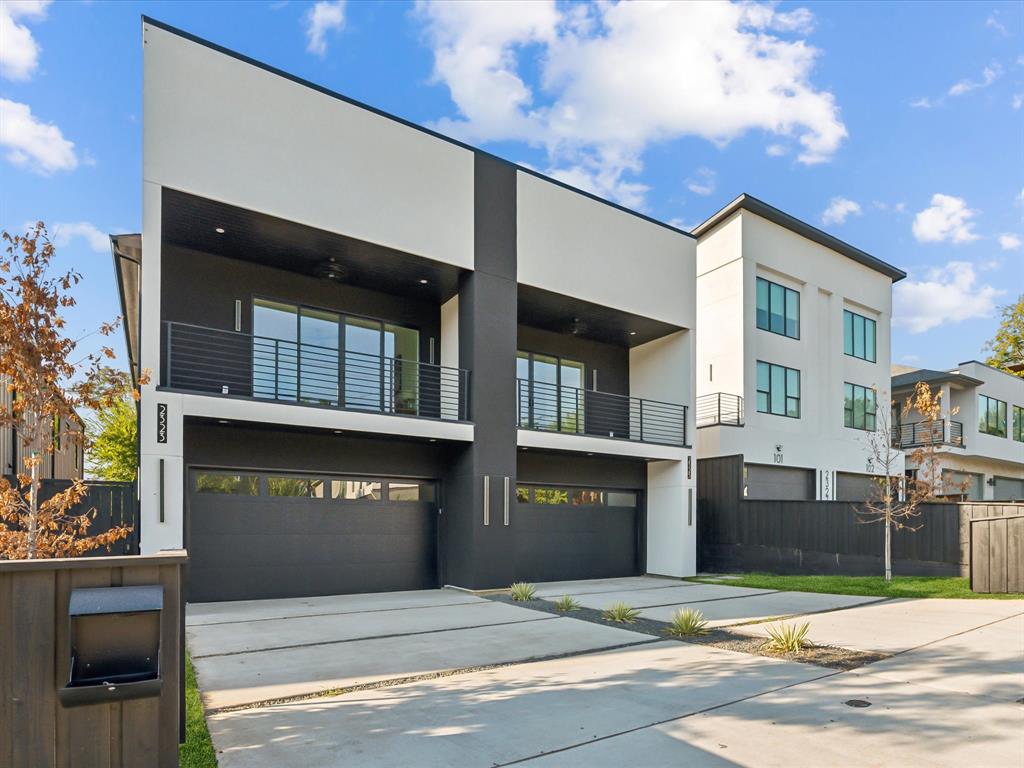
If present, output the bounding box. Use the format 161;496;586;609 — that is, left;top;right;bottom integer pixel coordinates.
110;233;141;386
692;194;907;283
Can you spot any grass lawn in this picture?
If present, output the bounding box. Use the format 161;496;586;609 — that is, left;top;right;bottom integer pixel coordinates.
180;651;218;768
690;573;1024;600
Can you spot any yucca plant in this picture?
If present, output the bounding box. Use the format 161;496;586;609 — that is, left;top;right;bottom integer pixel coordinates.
510;582;537;601
763;621;811;653
552;594;581;612
601;602;641;624
663;608;709;637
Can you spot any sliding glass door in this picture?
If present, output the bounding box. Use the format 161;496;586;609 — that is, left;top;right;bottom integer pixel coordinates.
252;298;419;413
517;351;585;433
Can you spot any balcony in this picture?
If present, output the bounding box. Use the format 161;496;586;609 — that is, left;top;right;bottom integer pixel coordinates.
893;419;964;449
164;322;469;422
516;379;687;447
696;393;744;428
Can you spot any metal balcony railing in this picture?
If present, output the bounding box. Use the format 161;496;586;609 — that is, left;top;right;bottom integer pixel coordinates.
892;419;964;449
164;321;469;421
695;393;744;427
516;378;688;447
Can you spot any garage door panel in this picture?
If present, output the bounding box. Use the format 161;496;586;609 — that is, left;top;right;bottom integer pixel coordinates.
514;486;639;583
188;470;437;602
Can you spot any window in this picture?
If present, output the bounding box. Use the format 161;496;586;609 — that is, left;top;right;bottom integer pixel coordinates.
516;486;530;503
195;472;259;495
517;351;585;433
388;481;435;502
606;491;638;508
518;486;638;508
756;277;799;339
534;487;570;505
571;489;604;505
268;476;325;498
844;383;877;431
756;361;800;418
1014;406;1024;442
331;479;382;500
978;394;1007;437
843;309;877;362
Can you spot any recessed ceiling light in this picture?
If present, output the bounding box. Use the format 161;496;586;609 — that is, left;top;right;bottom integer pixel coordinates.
419;278;429;285
333;429;344;434
429;438;437;442
587;453;593;456
217;419;229;424
215;227;225;234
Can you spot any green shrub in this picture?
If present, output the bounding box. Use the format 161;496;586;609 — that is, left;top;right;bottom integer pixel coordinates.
510;582;537;601
601;602;641;623
763;621;811;653
552;594;581;612
663;608;709;637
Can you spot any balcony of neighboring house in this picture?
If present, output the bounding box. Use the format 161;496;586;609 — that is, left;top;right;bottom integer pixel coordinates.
514;285;691;458
892;419;965;450
695;392;744;428
154;189;471;438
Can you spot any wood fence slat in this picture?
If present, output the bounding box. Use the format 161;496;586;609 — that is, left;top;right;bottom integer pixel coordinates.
12;570;56;768
1007;518;1024;593
0;572;13;767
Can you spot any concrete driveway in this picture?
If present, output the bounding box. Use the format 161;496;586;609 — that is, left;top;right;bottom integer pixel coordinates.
188;577;1024;767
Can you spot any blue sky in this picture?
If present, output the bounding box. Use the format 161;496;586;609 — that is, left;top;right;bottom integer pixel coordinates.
1;0;1021;373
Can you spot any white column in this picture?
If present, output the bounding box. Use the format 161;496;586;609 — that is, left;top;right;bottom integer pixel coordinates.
646;459;696;577
440;294;460;421
138;180;185;553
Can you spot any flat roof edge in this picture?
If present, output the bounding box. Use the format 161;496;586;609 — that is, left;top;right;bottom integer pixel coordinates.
692;193;907;282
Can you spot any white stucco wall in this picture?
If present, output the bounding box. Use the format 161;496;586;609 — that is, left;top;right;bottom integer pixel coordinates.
143;21;474;270
516;171;696;329
696;209;903;487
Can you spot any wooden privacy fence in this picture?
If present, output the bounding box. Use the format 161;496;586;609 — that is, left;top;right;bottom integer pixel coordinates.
0;551;186;768
970;515;1024;593
4;479;140;556
697;455;1024;577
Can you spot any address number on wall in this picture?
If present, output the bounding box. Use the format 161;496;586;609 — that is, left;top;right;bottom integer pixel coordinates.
157;403;168;444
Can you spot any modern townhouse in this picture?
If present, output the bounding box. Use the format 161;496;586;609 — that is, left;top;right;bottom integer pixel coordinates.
691;195;906;502
892;361;1024;500
111;19;697;602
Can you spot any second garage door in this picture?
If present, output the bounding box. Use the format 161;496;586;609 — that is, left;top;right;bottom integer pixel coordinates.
514;484;640;583
187;469;438;602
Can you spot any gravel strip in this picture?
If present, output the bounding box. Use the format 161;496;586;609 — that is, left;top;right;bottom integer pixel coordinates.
488;593;889;671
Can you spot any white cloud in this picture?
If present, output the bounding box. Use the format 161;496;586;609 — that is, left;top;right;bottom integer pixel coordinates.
821;196;861;225
686;167;716;196
1012;94;1023;110
416;1;846;208
912;194;980;244
765;143;788;156
985;13;1008;36
910;97;933;109
0;0;50;81
48;221;108;252
0;97;77;174
948;63;1001;97
894;261;1004;333
304;0;345;57
998;233;1021;250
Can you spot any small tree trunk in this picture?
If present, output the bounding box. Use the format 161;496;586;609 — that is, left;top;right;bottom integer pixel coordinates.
884;507;892;582
28;453;38;560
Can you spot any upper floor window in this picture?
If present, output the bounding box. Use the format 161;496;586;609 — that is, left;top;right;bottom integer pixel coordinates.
979;394;1007;437
756;277;799;339
843;309;876;362
844;383;877;431
756;361;800;418
1013;406;1023;442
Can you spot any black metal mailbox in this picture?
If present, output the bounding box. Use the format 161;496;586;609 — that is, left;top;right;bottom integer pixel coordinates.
59;584;164;708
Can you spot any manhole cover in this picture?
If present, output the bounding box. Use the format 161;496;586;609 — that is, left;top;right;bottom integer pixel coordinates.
844;699;872;708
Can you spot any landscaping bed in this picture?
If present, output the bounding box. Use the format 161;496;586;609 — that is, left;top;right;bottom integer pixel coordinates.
487;593;889;670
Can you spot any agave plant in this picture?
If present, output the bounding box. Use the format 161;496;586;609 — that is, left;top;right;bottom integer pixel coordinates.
663;608;709;637
510;582;537;601
552;594;581;612
763;621;811;653
601;601;641;624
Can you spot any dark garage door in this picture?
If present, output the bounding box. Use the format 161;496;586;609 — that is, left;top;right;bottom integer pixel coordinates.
514;484;640;583
187;469;438;602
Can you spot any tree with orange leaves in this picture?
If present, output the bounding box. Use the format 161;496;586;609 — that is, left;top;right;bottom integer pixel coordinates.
0;223;146;559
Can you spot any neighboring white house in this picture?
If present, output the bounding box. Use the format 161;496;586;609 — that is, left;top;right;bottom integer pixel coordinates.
692;194;906;502
892;361;1024;501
